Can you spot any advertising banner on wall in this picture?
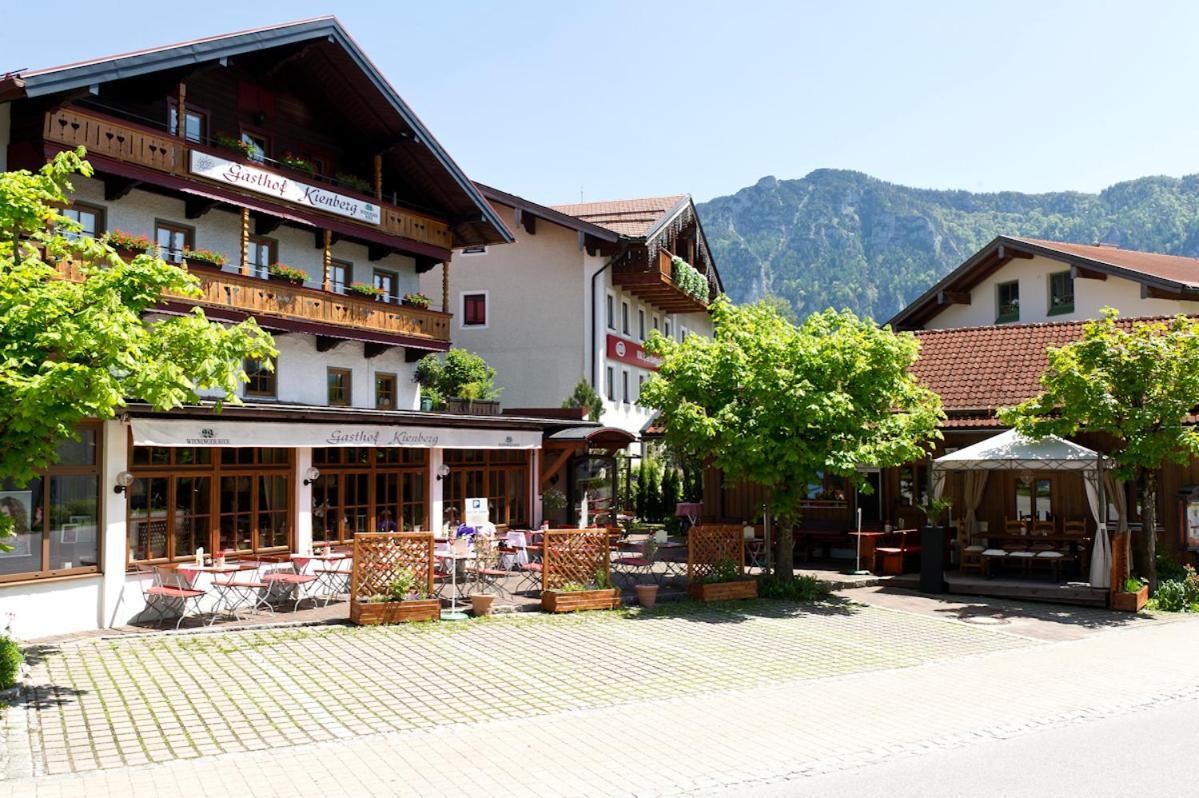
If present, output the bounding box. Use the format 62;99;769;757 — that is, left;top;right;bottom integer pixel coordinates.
606;334;662;371
189;150;382;224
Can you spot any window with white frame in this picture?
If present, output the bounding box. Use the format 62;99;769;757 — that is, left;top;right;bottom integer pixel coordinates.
462;292;488;327
606;294;615;330
605;366;615;401
621;301;630;335
664;319;672;338
652;314;659;332
621;370;630;404
638;309;645;340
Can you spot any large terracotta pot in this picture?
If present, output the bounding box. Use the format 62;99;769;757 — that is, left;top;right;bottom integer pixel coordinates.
634;584;659;609
470;594;496;616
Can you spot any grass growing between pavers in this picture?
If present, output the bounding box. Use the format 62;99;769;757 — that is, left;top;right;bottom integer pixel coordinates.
6;599;1033;778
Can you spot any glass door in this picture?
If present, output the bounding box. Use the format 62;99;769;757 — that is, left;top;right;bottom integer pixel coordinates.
128;477;169;561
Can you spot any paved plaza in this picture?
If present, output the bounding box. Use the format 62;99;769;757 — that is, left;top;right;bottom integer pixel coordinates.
1;592;1194;796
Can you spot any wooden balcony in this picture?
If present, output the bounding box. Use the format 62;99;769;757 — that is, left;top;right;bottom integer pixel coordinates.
43;108;452;252
57;261;450;346
613;250;710;314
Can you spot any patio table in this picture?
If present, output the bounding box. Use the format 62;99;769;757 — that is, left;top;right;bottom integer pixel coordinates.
292;552;352;604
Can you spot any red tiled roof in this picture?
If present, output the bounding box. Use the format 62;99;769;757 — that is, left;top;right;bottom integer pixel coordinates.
550;195;687;237
1011;237;1199;288
911;316;1192;416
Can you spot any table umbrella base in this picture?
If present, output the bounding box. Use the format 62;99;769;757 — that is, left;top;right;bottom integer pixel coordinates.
847;569;872;576
440;609;470;621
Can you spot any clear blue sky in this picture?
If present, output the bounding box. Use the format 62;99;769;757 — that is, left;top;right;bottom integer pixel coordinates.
6;1;1199;204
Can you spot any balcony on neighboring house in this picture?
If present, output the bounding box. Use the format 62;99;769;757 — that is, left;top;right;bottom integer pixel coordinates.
43;107;453;257
56;259;451;349
613;248;712;314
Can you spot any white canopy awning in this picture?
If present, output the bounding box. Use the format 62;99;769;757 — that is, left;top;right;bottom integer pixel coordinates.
931;428;1112;589
932;428;1108;472
132;419;541;450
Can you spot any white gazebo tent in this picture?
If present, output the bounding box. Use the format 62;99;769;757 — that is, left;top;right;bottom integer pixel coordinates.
930;429;1114;588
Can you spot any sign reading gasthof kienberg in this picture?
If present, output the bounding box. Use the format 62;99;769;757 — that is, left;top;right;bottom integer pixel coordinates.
189;150;382;224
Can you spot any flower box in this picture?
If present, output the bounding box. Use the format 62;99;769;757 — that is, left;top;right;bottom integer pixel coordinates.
443;398;501;416
541;588;621;613
688;580;758;602
1111;584;1148;613
184;255;224;271
350;598;440;625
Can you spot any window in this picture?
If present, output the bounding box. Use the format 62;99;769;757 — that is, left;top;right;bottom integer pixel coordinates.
155;221;193;264
246;236;276;279
652;315;659;332
243;357;276;398
605;366;615;401
1015;477;1053;521
996;280;1020;323
327;368;352;406
621;370;629;403
462;292;487;327
606;295;615;330
638;374;645;402
638;309;645;340
621;301;630;335
328;260;352;294
312;449;429;541
375;372;397;410
461;245;487;255
664;319;672;338
1049;271;1074;315
167;102;206;144
443;449;529;529
240;130;268;162
0;426;100;582
128;446;291;562
61;203;104;240
373;270;397;303
680;325;688;342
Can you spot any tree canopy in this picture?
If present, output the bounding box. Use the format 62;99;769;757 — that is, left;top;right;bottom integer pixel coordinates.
639;297;943;575
0;148;276;540
999;309;1199;587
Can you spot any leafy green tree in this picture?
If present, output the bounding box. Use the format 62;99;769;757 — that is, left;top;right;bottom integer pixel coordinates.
640;297;943;577
999;310;1199;589
415;348;501;409
562;377;604;421
0;148;276;543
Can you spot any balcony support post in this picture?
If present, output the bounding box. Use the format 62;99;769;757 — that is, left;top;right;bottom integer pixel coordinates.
373;154;383;200
441;261;449;313
240;208;250;276
176;83;187;140
322;229;332;292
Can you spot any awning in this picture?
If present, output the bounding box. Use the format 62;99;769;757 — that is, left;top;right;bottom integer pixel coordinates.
132;418;540;450
932;428;1108;471
547;426;636;448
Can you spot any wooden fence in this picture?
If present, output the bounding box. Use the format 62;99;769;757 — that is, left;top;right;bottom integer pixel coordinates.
541;529;611;592
687;524;746;583
350;532;434;602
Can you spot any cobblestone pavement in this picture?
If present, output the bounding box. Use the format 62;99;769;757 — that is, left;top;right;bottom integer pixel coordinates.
2;599;1194;797
2;599;1029;780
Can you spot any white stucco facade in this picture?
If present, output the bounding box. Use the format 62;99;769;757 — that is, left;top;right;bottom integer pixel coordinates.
925;253;1199;329
421;201;714;437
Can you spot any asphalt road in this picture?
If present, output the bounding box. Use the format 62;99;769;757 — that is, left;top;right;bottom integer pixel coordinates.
723;692;1199;797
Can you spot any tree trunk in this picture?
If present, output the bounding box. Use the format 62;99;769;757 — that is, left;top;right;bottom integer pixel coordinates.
774;520;795;580
1138;470;1159;591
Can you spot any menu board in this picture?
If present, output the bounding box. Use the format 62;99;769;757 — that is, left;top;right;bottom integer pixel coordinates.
464;498;490;528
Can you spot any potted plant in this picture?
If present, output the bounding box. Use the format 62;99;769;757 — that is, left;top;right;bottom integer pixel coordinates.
336;171;373;194
350;567;440;624
689;556;758;602
182;247;226;271
103;230;154;260
280;152;316;176
541;488;567;520
267;263;308;286
469;592;496;616
402;292;431;309
542;568;621;613
214;132;256;159
633;537;660;608
347;282;385;300
1112;576;1149;612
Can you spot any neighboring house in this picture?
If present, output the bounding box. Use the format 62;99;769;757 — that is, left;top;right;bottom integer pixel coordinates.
889;236;1199;330
421;186;721;437
0;18;603;638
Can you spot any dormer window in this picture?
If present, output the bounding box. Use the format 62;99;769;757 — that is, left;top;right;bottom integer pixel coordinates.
1048;271;1074;315
996;281;1020;324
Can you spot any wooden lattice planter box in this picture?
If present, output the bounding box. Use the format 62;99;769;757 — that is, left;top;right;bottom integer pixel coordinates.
542;588;621;613
688;580;758;602
1111;585;1148;613
351;598;440;625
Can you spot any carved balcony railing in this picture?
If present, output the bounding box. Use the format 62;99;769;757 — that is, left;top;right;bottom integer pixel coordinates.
44;108;452;251
612;249;710;314
57;260;450;344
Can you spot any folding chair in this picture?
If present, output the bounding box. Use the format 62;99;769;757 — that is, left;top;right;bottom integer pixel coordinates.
140;564;207;629
211;565;273;620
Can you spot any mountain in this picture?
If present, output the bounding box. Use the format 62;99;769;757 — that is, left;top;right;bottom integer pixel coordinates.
697;169;1199;322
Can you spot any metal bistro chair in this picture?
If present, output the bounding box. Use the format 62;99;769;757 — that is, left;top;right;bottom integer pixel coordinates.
471;532;512;598
139;564;207;629
513;532;544;594
259;556;319;612
612;538;660;587
211;564;274;620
